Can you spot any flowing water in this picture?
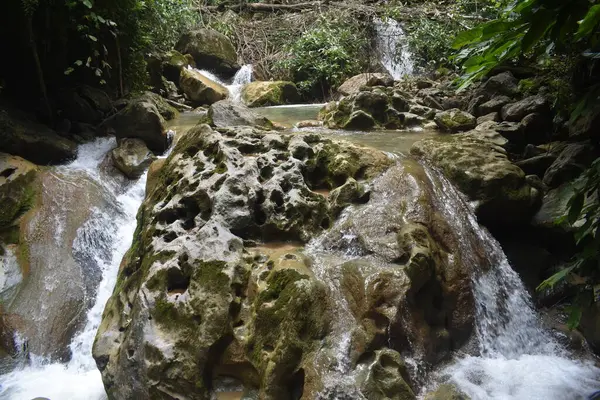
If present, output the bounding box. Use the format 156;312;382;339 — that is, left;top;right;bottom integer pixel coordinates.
373;17;414;79
1;109;598;399
0;138;147;400
190;64;253;101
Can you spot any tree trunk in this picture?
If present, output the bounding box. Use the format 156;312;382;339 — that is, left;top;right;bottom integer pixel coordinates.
26;15;52;119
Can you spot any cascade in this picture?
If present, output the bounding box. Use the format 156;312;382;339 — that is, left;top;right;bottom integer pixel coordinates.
0;138;147;399
190;64;253;102
373;17;414;79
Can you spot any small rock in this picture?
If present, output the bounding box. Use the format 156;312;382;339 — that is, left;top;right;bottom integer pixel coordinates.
295;120;322;129
111;139;156;179
421;95;444;110
416;78;435;89
442;97;464;111
516;154;557;177
434;109;476;133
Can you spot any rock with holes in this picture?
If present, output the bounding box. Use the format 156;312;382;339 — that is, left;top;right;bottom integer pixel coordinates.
319;87;412;130
93;124;393;399
434;109;476;133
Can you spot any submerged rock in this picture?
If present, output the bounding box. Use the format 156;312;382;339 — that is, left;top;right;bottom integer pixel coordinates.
0;109;77;165
175;29;240;77
179;68;229;106
241;81;300;107
411;131;539;229
111;139;156;179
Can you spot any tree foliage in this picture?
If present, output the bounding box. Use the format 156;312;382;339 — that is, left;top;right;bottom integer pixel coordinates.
275;16;369;99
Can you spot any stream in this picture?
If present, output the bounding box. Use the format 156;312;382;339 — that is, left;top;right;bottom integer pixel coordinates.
0;107;599;399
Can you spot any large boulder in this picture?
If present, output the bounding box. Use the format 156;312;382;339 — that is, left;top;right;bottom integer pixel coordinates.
179;68;229;106
241;81;300;107
434;109;476;133
0;109;77;165
5;167;114;360
175;29;239;77
569;105;600;140
111;139;156;179
100;92;178;154
411;131;540;229
205;100;274;129
337;73;394;96
93;124;486;399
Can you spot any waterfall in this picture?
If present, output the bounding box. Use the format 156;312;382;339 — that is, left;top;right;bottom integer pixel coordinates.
0;139;148;400
425;168;600;399
191;64;253;102
373;17;414;79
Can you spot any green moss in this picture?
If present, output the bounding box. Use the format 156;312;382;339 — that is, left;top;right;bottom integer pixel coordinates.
518;78;541;95
0;171;37;231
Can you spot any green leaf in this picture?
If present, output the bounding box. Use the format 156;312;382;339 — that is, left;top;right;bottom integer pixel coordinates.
568;192;584;225
536;265;575;291
576;4;600;40
74;60;83;66
64;67;74;75
521;9;555;53
87;35;98;42
453;27;483;49
82;0;93;9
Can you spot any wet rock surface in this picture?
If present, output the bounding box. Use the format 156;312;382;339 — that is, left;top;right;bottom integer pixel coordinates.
111;139;156;179
92;121;498;399
411;131;539;229
175;29;240;77
241;81;300;107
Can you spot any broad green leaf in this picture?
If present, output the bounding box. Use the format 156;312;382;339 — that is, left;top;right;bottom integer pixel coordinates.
521;9;555;53
576;4;600;40
64;67;74;75
82;0;92;9
453;28;483;49
537;264;575;291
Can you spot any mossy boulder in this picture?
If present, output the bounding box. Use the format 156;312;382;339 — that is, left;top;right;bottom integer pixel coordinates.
319;87;413;130
0;109;77;165
241;81;300;107
179;68;229;106
411;131;540;229
100;92;177;154
175;29;240;77
434;109;476;133
359;349;415;400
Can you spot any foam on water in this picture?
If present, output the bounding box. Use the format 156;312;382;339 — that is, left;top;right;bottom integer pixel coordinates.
189;64;253;102
424;168;600;399
0;138;147;400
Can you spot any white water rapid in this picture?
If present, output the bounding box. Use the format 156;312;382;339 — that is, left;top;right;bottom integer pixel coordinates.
374;17;414;79
0;138;147;400
425;168;600;399
190;64;253;102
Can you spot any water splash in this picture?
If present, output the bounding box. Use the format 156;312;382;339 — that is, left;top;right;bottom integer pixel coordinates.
0;138;148;400
422;167;600;399
189;64;253;102
373;17;414;79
